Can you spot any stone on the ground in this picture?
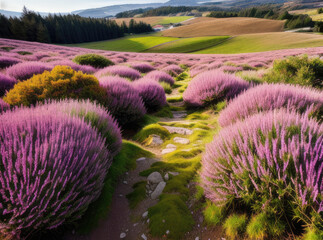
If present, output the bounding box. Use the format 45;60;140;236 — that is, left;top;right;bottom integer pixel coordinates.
166;143;177;149
164;126;193;135
168;171;179;176
148;134;164;146
147;172;163;184
172;111;187;118
120;232;126;238
136;157;146;162
141;234;148;240
173;137;190;144
166;230;170;234
164;173;169;181
151;181;166;199
142;211;148;218
195;237;199;240
162;148;176;154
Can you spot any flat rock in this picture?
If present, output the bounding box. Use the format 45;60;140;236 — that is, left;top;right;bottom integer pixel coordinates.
172;111;187;118
166;143;177;149
120;233;126;238
141;234;148;240
164;173;169;181
147;172;163;184
149;134;164;146
151;181;166;199
168;171;179;176
164;126;193;135
136;157;146;162
142;211;148;218
173;137;190;144
162;148;176;154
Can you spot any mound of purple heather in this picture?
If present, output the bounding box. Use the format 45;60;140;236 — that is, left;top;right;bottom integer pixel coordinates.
0;108;110;239
201;109;322;227
143;70;175;85
133;78;167;112
6;61;52;81
129;62;155;73
219;83;323;127
99;76;146;125
183;70;249;107
95;65;141;80
0;73;16;97
0;99;9;113
36;99;122;157
0;56;21;69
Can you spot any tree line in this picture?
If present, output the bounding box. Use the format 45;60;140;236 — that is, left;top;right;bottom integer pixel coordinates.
0;8;153;44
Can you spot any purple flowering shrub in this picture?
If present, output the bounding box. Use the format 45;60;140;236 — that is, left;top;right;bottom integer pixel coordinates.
143;70;175;85
95;65;141;80
0;56;21;69
0;73;16;97
201;110;322;232
36;99;122;157
6;61;52;81
162;64;183;76
219;84;323;127
129;62;155;73
133;79;167;112
183;70;249;107
99;76;146;125
0;99;9;113
0;108;110;239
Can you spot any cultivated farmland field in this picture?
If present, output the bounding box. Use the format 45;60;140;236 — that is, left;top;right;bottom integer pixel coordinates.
162;17;285;37
194;32;323;54
115;16;194;26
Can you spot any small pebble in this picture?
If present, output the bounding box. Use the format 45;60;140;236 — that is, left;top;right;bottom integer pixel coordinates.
198;224;200;228
147;219;150;223
162;219;165;223
141;234;147;240
126;229;128;232
195;237;199;240
133;223;138;227
166;230;170;234
142;211;148;218
123;181;128;184
120;232;126;238
119;194;123;197
137;157;146;162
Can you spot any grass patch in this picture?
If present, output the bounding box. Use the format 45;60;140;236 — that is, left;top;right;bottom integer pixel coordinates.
204;201;225;226
1;46;15;51
152;105;173;118
195;32;323;54
167;95;183;103
158;16;193;25
160;82;172;94
127;181;147;209
76;140;154;234
133;124;170;142
68;34;178;52
148;194;194;239
223;214;247;239
146;36;230;53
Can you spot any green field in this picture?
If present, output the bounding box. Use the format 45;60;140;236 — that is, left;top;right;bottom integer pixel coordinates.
69;32;323;54
194;32;323;54
157;16;193;25
146;36;230;53
71;34;178;52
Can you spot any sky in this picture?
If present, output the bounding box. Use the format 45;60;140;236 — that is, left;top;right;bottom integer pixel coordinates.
0;0;168;13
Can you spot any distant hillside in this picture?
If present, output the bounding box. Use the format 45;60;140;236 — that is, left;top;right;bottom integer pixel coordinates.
0;9;21;17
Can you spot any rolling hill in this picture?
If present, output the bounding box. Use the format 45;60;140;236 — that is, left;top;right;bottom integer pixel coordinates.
162;17;285;37
114;16;193;26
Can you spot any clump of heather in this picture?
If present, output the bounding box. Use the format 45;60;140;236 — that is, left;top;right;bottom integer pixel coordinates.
162;64;183;76
0;108;110;239
99;76;146;125
0;99;9;113
219;84;323;127
129;62;155;73
183;70;249;107
4;66;99;106
201;110;323;234
143;70;175;85
36;99;122;157
133;79;167;112
0;73;16;97
219;65;244;73
6;61;52;81
95;65;141;80
0;56;20;69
